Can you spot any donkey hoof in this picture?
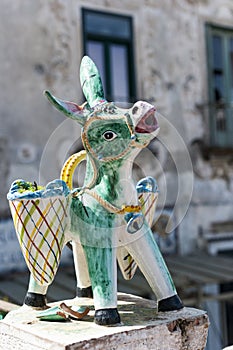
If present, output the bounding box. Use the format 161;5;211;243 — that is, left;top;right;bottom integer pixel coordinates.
76;286;93;298
158;294;183;312
94;308;121;325
24;292;47;309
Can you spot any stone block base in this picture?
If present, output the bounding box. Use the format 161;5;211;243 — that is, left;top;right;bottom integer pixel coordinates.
0;293;209;350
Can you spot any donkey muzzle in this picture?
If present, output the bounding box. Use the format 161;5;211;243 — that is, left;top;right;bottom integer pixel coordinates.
135;107;158;134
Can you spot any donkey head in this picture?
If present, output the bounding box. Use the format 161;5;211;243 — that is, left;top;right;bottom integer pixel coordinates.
45;56;159;162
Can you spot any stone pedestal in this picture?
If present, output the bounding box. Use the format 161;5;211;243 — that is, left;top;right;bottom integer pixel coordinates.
0;293;209;350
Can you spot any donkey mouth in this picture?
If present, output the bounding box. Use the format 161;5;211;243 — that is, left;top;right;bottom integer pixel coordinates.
135;108;158;134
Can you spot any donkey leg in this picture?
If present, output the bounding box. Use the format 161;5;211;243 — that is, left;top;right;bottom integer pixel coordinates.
24;274;48;309
83;245;120;325
72;241;93;298
125;225;183;312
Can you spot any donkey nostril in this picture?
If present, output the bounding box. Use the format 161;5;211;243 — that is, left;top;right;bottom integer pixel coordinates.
135;108;158;134
145;114;156;126
132;106;139;114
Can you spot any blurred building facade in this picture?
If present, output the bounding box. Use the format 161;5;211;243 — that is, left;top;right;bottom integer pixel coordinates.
1;0;233;252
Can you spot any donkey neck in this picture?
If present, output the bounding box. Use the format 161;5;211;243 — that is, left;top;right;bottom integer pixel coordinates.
84;151;139;206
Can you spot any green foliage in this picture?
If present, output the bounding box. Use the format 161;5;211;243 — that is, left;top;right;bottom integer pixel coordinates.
16;180;44;193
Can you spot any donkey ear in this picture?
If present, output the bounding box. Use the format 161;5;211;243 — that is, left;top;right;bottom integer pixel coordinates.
80;56;106;108
44;90;88;126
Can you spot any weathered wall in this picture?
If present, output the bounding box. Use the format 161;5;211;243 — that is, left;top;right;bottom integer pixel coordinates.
0;0;233;254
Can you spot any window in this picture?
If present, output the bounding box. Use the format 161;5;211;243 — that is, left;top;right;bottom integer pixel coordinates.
82;9;136;104
206;24;233;148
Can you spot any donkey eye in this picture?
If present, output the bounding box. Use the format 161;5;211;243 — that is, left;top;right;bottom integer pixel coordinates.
102;130;117;141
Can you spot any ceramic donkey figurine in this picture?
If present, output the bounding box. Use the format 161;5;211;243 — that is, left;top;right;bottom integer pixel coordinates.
8;56;183;325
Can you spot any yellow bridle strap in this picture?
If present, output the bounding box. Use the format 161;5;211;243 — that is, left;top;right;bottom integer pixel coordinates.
118;205;142;214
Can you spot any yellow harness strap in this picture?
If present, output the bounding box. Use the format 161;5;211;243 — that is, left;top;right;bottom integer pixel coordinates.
60;150;87;189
